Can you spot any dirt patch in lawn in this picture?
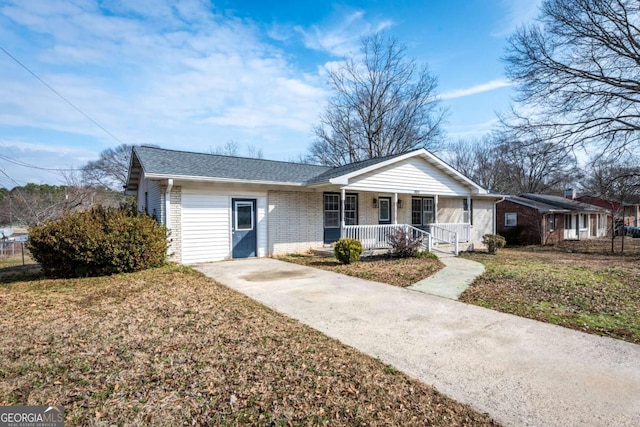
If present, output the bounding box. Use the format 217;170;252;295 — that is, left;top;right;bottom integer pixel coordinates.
0;264;496;426
460;247;640;344
280;254;444;287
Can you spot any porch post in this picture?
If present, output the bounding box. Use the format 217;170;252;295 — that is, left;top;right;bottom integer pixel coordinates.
393;193;398;224
340;188;346;238
434;195;438;224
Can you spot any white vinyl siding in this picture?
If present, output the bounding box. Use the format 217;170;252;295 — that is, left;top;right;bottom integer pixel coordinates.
181;189;267;264
345;158;471;195
137;175;162;221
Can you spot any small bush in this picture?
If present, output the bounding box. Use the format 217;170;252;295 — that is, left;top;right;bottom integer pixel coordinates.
482;233;506;254
389;228;424;258
334;238;363;265
415;250;438;260
27;206;167;278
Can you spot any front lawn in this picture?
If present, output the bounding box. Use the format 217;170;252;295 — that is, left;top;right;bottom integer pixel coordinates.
281;254;443;287
0;265;495;426
460;247;640;344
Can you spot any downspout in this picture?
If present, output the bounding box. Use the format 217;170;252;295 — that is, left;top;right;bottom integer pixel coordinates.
165;178;173;230
340;188;346;238
493;197;506;234
393;193;398;225
434;195;439;224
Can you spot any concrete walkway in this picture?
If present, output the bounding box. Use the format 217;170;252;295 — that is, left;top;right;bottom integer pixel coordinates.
409;254;485;299
194;258;640;427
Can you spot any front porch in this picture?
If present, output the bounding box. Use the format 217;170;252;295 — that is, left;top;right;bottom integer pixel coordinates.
322;188;474;256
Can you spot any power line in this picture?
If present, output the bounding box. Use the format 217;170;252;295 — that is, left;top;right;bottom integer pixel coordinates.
0;154;81;172
0;44;126;145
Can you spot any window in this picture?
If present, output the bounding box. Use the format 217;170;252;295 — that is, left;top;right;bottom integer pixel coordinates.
411;198;422;225
324;194;339;228
423;198;435;224
547;214;556;231
344;194;358;225
235;201;254;230
581;214;588;229
463;198;473;224
411;197;435;226
379;198;391;222
324;193;358;227
505;212;517;227
564;214;573;229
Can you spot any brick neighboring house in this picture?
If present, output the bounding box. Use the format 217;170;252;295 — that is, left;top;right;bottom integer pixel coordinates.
575;194;640;228
496;193;609;245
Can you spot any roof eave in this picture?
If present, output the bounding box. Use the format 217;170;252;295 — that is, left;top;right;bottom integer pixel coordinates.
144;173;305;187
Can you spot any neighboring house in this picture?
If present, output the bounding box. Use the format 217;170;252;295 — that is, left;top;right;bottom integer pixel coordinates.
575;194;640;228
125;146;503;263
496;193;609;245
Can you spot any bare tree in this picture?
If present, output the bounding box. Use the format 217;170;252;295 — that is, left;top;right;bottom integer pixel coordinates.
210;141;264;159
445;137;507;191
310;33;446;166
503;0;640;156
445;133;577;194
82;144;134;190
582;156;640;253
498;137;579;194
2;171;126;226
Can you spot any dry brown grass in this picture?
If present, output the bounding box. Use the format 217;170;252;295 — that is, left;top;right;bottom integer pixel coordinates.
0;264;496;426
280;254;443;287
461;243;640;344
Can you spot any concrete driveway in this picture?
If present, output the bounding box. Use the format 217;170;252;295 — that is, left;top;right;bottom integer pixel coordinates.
194;258;640;427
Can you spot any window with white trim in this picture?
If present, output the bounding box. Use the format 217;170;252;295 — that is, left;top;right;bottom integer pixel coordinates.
505;212;517;227
463;198;473;224
323;194;340;228
411;197;434;226
344;194;358;225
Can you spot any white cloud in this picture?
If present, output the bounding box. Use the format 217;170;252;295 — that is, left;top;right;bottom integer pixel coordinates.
440;79;512;100
493;0;543;37
0;0;328;163
296;9;393;57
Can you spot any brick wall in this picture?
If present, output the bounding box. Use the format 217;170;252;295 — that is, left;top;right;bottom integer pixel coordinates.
268;190;324;255
497;200;546;245
169;186;182;261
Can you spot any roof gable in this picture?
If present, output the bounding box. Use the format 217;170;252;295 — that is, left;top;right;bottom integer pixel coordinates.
317;149;487;194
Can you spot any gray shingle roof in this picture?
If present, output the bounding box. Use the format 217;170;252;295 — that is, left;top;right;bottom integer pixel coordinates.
134;146;331;184
305;151;410;184
516;193;608;212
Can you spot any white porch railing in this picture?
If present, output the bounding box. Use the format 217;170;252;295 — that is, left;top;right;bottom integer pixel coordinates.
428;224;460;256
429;223;470;242
342;224;432;252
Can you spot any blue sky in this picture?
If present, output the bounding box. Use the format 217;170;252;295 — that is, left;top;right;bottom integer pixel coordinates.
0;0;541;187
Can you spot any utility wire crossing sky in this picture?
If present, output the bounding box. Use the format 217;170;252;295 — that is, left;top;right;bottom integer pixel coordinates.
0;0;541;187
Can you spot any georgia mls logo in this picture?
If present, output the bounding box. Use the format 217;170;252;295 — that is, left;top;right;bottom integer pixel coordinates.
0;405;64;427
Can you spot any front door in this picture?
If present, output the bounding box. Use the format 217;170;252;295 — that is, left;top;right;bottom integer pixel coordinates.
378;197;391;224
232;198;257;258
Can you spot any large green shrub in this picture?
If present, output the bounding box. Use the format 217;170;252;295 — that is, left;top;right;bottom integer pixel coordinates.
333;238;363;265
482;233;506;254
27;206;167;278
